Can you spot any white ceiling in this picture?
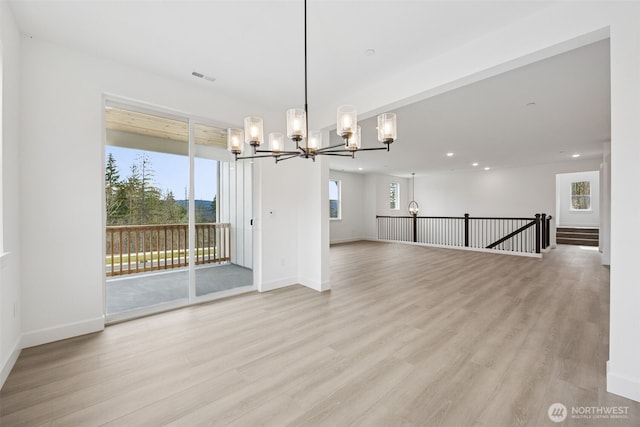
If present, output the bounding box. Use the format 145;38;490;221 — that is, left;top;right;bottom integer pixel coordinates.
330;39;610;176
8;1;610;176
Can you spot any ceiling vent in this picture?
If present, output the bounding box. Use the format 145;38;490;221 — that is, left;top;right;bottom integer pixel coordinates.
192;71;216;82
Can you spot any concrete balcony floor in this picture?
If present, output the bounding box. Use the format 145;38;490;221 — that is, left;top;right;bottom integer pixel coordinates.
106;263;252;315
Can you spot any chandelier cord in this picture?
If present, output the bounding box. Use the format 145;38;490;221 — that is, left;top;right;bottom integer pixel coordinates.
413;173;415;200
303;0;309;154
229;0;395;162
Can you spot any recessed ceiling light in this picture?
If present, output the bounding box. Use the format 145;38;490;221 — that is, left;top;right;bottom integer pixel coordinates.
446;152;454;157
572;154;580;158
472;162;479;167
364;49;376;56
484;167;491;171
358;167;363;171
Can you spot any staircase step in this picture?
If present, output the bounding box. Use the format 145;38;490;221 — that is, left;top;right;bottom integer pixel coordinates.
557;227;599;234
557;231;599;240
557;237;599;246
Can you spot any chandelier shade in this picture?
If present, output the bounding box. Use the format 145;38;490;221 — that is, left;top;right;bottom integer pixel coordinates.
286;108;307;141
377;113;397;144
409;200;420;215
228;0;398;163
227;128;245;155
337;105;357;139
244;116;264;147
346;126;362;151
269;132;284;153
308;131;322;153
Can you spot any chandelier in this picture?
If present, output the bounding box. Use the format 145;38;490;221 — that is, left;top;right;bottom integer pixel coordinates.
408;172;420;215
227;0;397;162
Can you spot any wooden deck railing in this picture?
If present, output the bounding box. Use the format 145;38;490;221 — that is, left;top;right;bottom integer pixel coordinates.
106;223;231;276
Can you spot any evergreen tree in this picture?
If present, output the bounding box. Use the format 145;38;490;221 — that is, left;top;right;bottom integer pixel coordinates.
105;153;125;225
124;163;142;224
138;153;162;224
105;150;191;226
162;190;188;223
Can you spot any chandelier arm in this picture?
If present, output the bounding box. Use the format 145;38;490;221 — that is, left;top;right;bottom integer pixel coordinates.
316;152;356;157
255;149;301;155
316;146;390;154
355;146;391;152
275;153;303;163
234;154;281;161
315;142;349;153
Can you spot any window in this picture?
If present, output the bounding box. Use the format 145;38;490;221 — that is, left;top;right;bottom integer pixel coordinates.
389;182;400;210
329;180;341;219
571;181;591;210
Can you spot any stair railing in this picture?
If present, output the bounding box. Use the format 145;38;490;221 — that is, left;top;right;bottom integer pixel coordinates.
376;213;553;254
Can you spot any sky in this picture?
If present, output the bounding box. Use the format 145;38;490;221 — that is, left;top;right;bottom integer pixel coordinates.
329;179;339;200
106;146;217;201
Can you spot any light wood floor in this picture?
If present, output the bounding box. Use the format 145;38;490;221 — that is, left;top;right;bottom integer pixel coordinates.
1;242;638;426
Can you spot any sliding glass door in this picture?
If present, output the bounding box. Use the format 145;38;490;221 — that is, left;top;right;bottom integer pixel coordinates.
104;101;253;322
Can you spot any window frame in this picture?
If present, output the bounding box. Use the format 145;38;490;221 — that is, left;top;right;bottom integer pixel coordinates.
389;182;400;210
329;179;341;220
570;180;592;211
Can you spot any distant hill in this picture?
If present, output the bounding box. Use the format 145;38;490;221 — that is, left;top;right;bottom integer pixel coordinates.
175;200;213;210
175;199;216;222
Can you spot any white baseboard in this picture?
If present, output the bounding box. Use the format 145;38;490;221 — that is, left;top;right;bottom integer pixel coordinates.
607;361;640;402
1;336;22;390
377;239;543;258
21;316;105;349
330;237;368;245
257;277;298;292
299;278;331;292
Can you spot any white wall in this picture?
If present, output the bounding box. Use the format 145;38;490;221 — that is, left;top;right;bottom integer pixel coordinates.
0;1;22;388
297;157;330;292
253;158;301;291
17;35;326;350
556;170;600;227
600;142;611;265
361;173;410;240
411;160;600;242
329;170;366;244
220;161;252;269
608;4;640;403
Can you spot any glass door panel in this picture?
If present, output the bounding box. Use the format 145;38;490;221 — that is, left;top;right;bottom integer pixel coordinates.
194;123;253;297
105;104;190;318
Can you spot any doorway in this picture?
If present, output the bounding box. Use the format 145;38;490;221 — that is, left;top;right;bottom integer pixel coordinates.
103;100;253;322
555;170;600;247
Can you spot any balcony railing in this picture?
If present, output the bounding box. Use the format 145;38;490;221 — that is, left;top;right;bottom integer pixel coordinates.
106;223;231;276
